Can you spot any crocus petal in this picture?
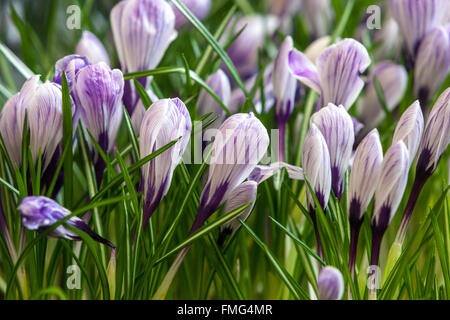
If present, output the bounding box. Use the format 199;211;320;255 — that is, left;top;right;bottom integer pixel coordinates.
317;266;344;300
139;98;192;228
372;141;410;231
358;61;408;129
197;69;231;128
311;103;354;199
248;162;304;184
389;0;448;57
414;27;450;105
171;0;211;28
18;196;115;248
76;31;110;65
192;113;269;232
416;88;450;175
302;123;332;210
348;129;383;223
316;39;371;109
274;36;297;124
288;48;321;93
0;93;23;165
53;54;90;89
220;181;257;235
74;62;124;154
392;100;424;165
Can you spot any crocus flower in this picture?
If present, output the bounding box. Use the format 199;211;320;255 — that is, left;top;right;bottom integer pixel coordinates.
371;141;409;266
413;27;450;107
373;18;400;60
0;76;67;171
357;61;408;131
226;15;279;79
397;88;450;242
317;266;344;300
140;98;192;229
218;180;257;245
171;0;211;29
389;0;447;61
73;62;124;185
274;36;297;161
392;100;424;166
75;31;110;65
348;129;383;273
311;103;354;199
197;69;231;128
53;54;90;90
154;112;269;299
111;0;177;115
289;38;370;110
302;0;334;39
191;112;269;233
18;196;115;248
302;123;331;257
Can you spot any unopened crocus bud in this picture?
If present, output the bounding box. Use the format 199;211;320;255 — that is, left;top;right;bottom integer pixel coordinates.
414;27;450;107
73;62;124;155
226;15;279;79
18;196;115;248
373;18;400;59
348;129;383;273
171;0;211;29
0;76;68;171
218;181;257;244
140;98;192;229
371;141;409;266
357;61;408;130
397;88;450;242
389;0;447;60
75;31;110;65
191;113;269;233
302;123;331;257
317;266;344;300
197;69;231;128
311;103;354;199
289;39;370;110
302;0;333;39
111;0;176;115
302;123;332;211
392;101;424;165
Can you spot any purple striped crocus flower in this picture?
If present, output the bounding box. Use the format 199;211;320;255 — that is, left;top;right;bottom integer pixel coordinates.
73;62;124;185
397;88;450;242
218;180;257;245
111;0;176;116
389;0;448;62
0;76;69;171
317;266;344;300
348;129;383;273
302;123;331;257
191;112;269;233
288;38;370;110
54;54;90;90
311;103;354;200
371;141;410;267
75;31;110;65
274;36;297;161
197;69;231;128
357;61;408;131
139;98;192;229
19;196;115;248
171;0;211;29
392;100;424;166
414;26;450;107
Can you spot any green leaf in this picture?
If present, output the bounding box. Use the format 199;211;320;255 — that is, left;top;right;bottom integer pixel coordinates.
0;41;34;79
61;72;73;208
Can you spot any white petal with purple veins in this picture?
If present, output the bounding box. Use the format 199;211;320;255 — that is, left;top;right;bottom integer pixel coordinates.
76;31;110;65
